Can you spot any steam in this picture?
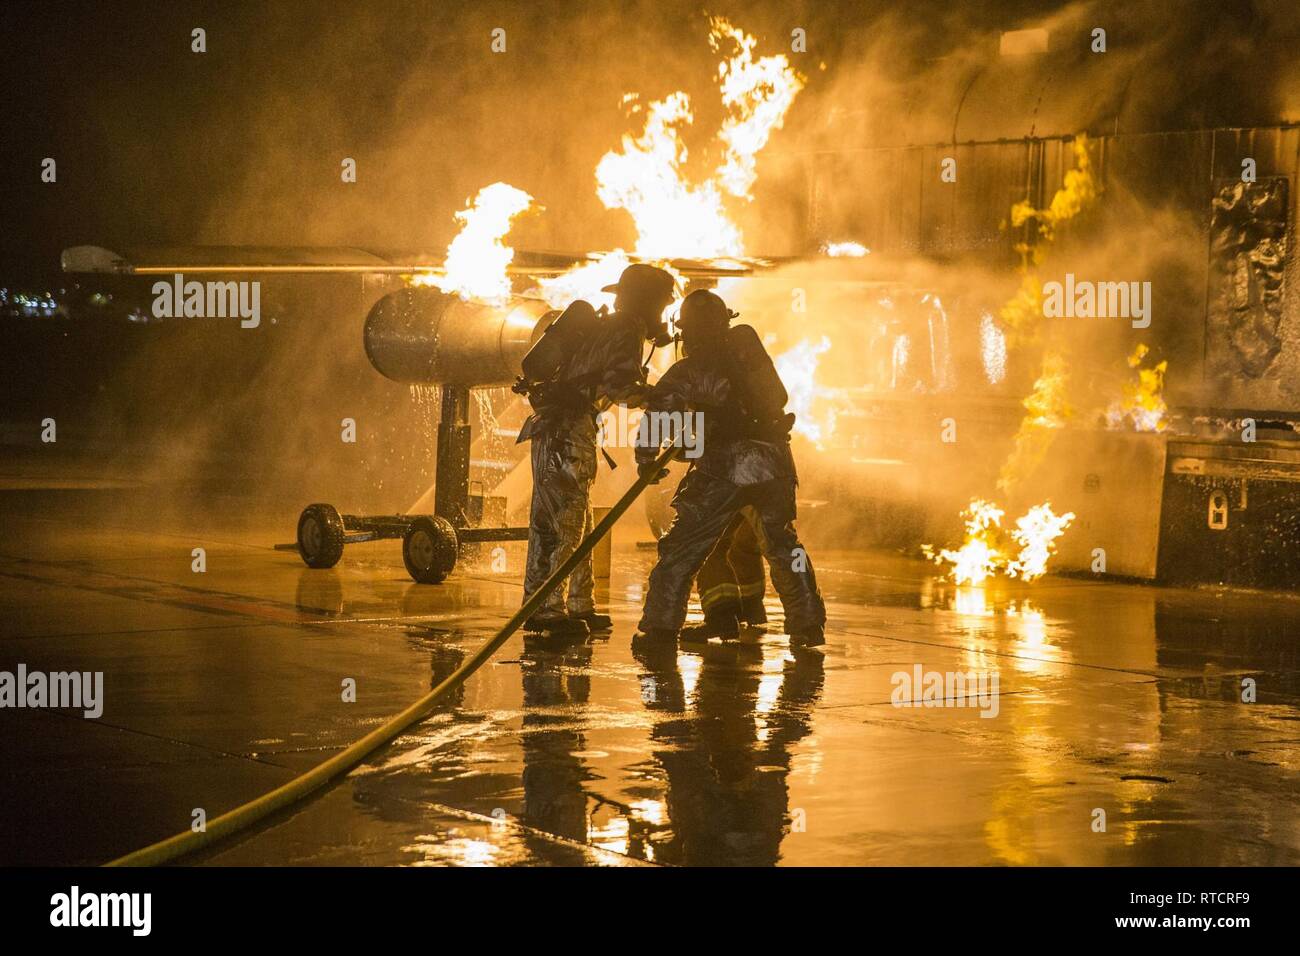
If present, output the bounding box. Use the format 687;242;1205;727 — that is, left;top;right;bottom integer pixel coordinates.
49;0;1300;551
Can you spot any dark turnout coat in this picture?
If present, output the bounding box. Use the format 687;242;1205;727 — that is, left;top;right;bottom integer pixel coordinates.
635;323;825;635
634;324;796;485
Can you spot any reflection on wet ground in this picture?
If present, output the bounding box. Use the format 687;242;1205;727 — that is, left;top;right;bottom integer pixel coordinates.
1;503;1298;866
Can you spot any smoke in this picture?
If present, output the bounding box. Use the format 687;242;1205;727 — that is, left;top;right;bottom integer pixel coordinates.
701;0;1300;553
55;0;805;526
716;165;1208;550
189;0;806;254
15;0;1299;547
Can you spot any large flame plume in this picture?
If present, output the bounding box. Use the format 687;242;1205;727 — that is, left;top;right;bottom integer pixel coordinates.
594;92;740;259
709;16;806;199
414;20;801;314
594;16;804;259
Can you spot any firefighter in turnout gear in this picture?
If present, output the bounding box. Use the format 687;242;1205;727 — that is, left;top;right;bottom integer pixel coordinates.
633;289;826;647
516;264;676;638
687;507;768;642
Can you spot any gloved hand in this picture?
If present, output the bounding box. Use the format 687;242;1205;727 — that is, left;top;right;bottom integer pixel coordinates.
637;459;669;484
525;381;553;407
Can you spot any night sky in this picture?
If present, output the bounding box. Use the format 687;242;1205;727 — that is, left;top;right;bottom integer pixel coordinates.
1;0;1087;285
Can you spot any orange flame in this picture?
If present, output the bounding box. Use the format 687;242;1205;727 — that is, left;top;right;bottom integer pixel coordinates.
1107;343;1168;432
709;15;805;199
926;498;1075;585
999;136;1098;344
532;251;684;313
774;337;835;445
998;350;1073;492
594;17;803;259
412;182;535;305
535;251;632;311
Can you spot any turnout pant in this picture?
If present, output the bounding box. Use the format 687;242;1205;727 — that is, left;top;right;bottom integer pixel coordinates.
640;470;825;634
523;419;597;616
695;507;765;625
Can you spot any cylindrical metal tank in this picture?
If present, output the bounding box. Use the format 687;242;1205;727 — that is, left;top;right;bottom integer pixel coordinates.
364;287;556;386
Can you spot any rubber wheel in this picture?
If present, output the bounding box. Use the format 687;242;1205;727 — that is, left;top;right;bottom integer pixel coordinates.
402;516;458;584
298;504;345;569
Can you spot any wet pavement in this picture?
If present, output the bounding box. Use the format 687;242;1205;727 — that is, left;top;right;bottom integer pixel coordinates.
2;486;1299;867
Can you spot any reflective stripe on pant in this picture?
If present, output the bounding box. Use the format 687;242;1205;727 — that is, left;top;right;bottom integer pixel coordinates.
696;507;764;623
639;470;825;633
523;420;597;616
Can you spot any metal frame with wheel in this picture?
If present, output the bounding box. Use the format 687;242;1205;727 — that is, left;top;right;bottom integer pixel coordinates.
282;385;530;583
284;504;529;582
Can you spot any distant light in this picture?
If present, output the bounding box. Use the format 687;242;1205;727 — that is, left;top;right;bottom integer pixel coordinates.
980;311;1007;385
892;334;910;382
999;28;1049;56
821;240;869;258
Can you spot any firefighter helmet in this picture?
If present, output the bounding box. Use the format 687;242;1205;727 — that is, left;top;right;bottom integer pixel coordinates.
676;289;738;332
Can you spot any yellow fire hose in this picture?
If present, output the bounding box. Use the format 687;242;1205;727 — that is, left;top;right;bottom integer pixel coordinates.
105;443;678;867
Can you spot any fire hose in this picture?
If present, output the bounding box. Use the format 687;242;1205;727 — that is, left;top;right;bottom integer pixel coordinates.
104;442;679;867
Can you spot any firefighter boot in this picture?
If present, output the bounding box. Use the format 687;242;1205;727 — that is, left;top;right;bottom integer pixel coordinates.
680;611;741;644
525;610;591;639
740;596;768;627
788;625;825;648
572;610;613;631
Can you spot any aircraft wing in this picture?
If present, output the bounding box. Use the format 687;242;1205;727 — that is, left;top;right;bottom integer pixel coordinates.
61;245;786;279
